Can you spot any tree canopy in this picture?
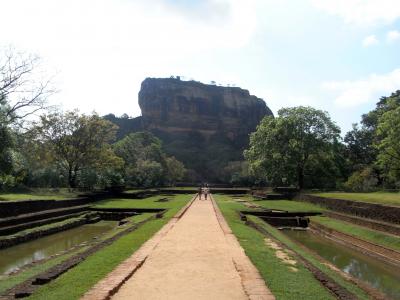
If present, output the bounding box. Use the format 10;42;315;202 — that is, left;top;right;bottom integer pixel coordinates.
245;106;340;189
34;110;123;188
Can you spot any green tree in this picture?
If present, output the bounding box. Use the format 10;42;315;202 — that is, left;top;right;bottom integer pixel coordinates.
35;110;123;188
343;90;400;187
0;126;14;188
114;132;186;187
114;132;166;186
376;99;400;182
344;123;376;170
245;106;340;189
165;156;186;185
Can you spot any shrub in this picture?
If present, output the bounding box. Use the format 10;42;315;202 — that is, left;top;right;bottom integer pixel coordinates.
344;167;378;192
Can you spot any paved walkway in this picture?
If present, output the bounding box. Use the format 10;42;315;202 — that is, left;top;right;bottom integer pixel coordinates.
83;195;274;300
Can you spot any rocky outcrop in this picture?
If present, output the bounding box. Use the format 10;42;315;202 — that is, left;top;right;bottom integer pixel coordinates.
138;78;272;140
105;78;273;181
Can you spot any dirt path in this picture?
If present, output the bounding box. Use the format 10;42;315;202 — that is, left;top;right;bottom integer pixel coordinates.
85;195;274;300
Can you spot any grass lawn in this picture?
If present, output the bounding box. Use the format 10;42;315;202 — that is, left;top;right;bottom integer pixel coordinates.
160;187;197;190
27;194;191;300
249;199;326;212
122;189;147;194
314;192;400;206
215;194;339;300
0;191;79;201
311;216;400;252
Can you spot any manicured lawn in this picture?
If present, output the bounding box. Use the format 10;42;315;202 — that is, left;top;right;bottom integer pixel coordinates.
27;194;190;300
94;194;192;209
215;195;338;300
0;191;78;201
160;187;197;190
314;192;400;206
123;189;147;194
249;199;326;212
311;216;400;252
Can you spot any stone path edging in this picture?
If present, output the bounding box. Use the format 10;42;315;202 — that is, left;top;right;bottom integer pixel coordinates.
210;195;275;300
81;195;197;300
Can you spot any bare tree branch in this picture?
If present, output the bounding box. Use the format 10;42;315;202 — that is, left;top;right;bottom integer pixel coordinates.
0;47;56;126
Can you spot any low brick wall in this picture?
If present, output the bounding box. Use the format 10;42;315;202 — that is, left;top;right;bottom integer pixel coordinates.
0;205;89;228
0;211;87;236
295;194;400;225
0;198;94;218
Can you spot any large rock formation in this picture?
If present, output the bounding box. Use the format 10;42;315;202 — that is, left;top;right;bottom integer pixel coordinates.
105;77;273;182
139;78;272;141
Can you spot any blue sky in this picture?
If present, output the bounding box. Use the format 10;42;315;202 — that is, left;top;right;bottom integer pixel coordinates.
1;0;399;134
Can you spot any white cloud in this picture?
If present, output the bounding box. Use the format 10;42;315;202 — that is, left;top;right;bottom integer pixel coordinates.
0;0;259;117
311;0;400;26
362;35;379;47
387;30;400;43
322;69;400;108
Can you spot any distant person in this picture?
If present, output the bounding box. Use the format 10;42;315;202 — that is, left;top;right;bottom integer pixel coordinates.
204;186;209;200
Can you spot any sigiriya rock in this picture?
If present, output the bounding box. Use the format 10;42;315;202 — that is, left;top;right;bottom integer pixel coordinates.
105;77;273;182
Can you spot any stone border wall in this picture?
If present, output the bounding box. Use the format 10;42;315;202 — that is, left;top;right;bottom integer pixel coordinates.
0;198;94;218
0;211;87;236
294;194;400;225
0;216;89;249
0;205;89;228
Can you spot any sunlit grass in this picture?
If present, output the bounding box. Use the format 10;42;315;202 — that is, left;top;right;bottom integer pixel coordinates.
313;192;400;206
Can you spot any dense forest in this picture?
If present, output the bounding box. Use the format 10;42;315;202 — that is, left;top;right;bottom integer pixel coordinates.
1;50;399;191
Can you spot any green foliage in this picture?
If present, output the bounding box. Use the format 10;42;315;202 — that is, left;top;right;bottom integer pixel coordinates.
221;161;257;186
344;90;400;187
34;110;123;188
376;98;400;184
165;156;185;185
114;132;186;187
344;167;378;192
344;123;376;170
0;126;13;176
245;106;340;189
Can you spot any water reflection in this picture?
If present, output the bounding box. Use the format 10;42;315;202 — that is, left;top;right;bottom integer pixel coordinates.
0;221;117;275
284;229;400;300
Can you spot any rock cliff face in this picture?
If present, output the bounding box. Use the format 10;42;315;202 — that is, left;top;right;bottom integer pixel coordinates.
138;78;272;141
105;77;273;182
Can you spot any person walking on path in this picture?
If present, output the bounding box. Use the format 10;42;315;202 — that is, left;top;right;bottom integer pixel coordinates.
203;185;209;200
